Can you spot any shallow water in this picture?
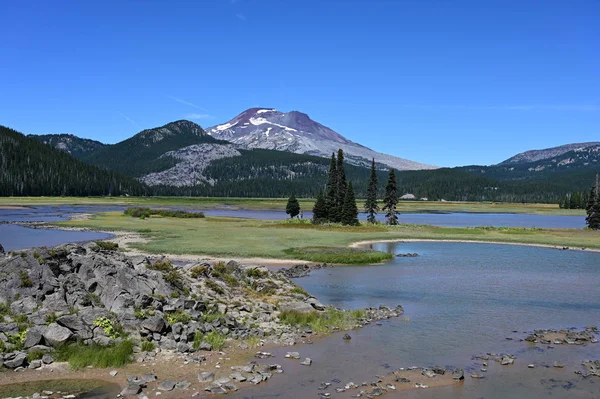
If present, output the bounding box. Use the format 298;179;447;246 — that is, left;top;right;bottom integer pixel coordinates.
236;242;600;398
0;224;113;251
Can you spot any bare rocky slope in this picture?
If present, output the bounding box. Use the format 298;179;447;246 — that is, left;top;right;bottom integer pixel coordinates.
140;143;242;187
499;142;600;165
207;108;437;171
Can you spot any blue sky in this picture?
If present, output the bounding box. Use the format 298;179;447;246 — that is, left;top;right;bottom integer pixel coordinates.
1;0;598;167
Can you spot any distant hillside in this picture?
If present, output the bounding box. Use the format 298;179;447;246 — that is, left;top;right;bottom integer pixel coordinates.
499;142;600;165
29;133;105;159
0;126;147;196
85;120;226;177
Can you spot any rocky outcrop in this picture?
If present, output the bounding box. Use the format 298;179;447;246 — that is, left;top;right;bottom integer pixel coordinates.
0;244;406;371
277;263;331;279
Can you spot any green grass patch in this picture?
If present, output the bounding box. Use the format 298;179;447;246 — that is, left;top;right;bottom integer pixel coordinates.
124;207;205;219
279;307;366;333
283;246;393;264
54;340;134;369
140;339;155;352
93;241;119;251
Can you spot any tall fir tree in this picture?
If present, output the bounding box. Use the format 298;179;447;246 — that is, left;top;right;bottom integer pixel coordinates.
331;148;348;223
586;174;600;230
341;181;359;226
285;194;300;218
324;152;337;221
312;192;328;224
364;158;379;224
382;169;399;225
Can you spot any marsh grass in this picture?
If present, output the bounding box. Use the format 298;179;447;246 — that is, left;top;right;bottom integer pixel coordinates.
55;340;133;369
279;308;366;333
58;211;600;264
193;331;226;351
283;246;393;264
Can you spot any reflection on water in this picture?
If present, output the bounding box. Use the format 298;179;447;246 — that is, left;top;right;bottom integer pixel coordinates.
235;242;600;398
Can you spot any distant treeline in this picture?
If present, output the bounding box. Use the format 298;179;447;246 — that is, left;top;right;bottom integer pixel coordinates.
0;126;147;196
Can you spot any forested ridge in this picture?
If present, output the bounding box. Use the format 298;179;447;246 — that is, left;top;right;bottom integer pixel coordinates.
0;126;147;196
4;123;600;203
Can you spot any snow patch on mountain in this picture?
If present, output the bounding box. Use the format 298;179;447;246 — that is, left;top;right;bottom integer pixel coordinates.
140;143;241;187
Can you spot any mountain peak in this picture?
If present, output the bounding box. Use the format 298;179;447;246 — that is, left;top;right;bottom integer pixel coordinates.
207;108;436;171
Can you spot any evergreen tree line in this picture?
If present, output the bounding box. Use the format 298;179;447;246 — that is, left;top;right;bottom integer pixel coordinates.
310;152;401;226
559;191;589;209
586;174;600;230
0;126;147;197
311;149;359;225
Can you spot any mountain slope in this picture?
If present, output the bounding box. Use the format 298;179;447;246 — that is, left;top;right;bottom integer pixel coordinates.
0;126;146;196
85;120;225;177
29;133;105;159
206;108;436;171
499;142;600;165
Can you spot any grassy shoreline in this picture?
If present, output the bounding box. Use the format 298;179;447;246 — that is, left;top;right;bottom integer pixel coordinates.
55;211;600;264
0;196;585;215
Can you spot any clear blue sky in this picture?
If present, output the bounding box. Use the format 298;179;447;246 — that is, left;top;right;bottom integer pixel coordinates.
1;0;598;167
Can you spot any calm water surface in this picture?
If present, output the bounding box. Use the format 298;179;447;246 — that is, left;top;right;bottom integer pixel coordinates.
237;242;600;398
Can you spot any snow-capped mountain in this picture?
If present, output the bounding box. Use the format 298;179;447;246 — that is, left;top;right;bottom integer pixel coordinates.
207;108;436;171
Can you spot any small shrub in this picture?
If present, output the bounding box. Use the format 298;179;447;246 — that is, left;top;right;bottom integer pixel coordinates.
204;331;226;351
45;312;59;325
18;271;33;288
54;340;133;369
213;262;228;275
147;259;174;272
84;292;103;307
27;350;45;362
223;274;239;287
164;270;184;289
124;207;205;219
291;286;309;296
166;310;191;325
205;280;224;295
246;268;268;279
170;291;180;299
94;241;119;251
141;340;155;352
134;309;147;320
33;251;46;265
193;331;203;350
93;317;122;339
191;265;208;279
201;311;223;323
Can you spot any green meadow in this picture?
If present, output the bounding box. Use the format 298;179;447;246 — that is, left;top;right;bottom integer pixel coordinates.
58;211;600;264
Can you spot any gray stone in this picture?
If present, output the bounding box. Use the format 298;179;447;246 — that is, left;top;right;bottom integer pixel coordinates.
4;352;27;368
306;297;326;311
501;355;515;365
120;384;141;396
141;373;158;382
278;301;315;313
209;386;228;394
177;342;191;353
29;359;42;369
343;333;352;340
421;369;436;378
553;361;565;368
23;329;43;349
141;316;166;333
41;353;54;364
109;370;118;377
199;341;212;351
452;368;464;380
229;372;247;382
285;351;300;359
300;357;312;366
176;380;191;390
43;323;73;347
10;297;38;315
198;371;215;382
158;380;176;391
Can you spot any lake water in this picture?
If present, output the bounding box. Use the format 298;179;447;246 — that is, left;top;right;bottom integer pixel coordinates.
237;242;600;398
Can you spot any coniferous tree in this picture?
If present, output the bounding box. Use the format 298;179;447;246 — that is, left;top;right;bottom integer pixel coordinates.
586;174;600;230
383;169;399;225
331;149;348;223
286;194;300;218
341;181;359;226
364;158;379;223
324;152;337;221
312;192;328;224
